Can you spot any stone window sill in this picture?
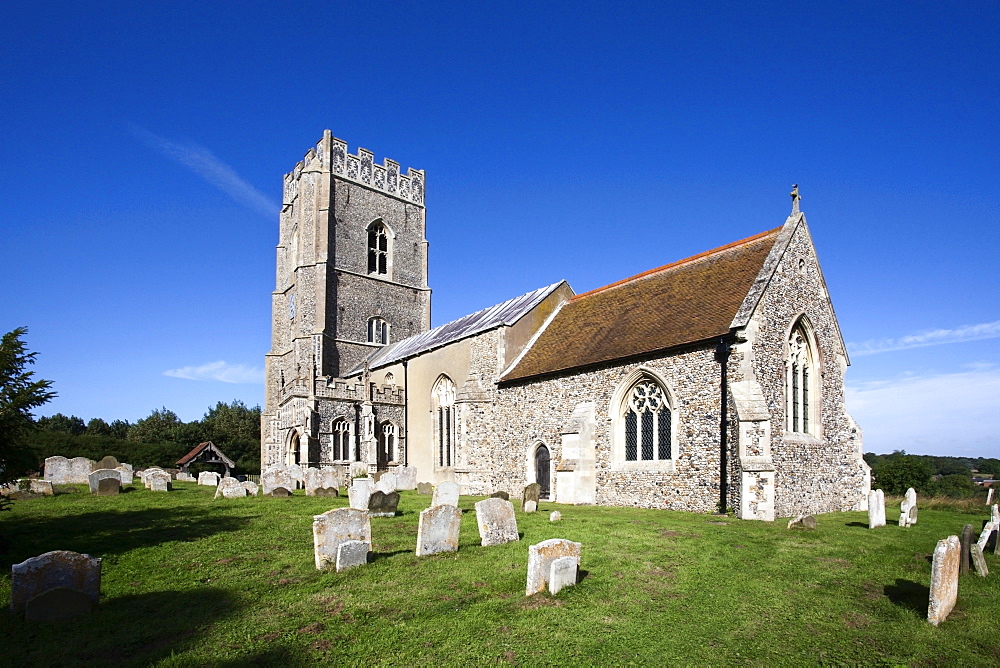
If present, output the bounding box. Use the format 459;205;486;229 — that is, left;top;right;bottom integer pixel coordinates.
612;459;677;473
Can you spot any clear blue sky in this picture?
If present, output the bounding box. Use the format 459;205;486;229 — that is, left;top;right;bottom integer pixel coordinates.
2;2;998;458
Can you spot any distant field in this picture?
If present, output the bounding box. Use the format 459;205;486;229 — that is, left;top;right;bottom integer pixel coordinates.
1;483;998;666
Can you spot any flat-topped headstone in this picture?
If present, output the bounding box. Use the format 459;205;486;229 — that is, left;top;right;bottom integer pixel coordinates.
260;467;294;495
116;464;134;485
928;535;960;626
10;550;101;615
868;489;886;529
215;477;247;499
96;477;120;496
522;482;541;510
198;471;221;487
304;468;341;496
396;466;417;490
526;538;581;595
88;468;123;494
242;481;259;496
336;540;370;572
432;481;460;508
368;490;400;518
416;504;462;556
349;478;374;510
148;471;171;492
416;482;433;495
971;544;989;577
270;487;291;497
475;497;519;547
549;556;579;595
960;524;974;575
43;456;70;484
490;491;509;500
25;586;95;622
95;455;119;471
375;473;397;494
315;486;338;497
312;507;372;570
523;500;538;513
787;515;816;530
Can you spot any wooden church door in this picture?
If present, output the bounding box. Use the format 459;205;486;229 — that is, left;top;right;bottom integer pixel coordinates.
535;444;551;499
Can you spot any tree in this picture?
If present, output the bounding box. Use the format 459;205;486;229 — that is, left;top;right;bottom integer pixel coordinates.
871;453;934;495
0;327;56;486
127;407;183;443
201;400;261;473
930;474;978;499
37;412;86;435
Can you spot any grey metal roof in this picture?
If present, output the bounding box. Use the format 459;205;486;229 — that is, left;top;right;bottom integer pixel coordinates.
348;282;567;374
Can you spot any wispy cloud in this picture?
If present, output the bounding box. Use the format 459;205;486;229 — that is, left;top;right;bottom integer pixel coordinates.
129;124;279;218
164;361;263;384
846;367;1000;457
847;320;1000;357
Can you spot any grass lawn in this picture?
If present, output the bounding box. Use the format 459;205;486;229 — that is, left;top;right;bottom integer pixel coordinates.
1;483;998;666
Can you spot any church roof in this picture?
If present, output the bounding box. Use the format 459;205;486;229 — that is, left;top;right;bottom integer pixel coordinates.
351;281;568;374
501;226;783;382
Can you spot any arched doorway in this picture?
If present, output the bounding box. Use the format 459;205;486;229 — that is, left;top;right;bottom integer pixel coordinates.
534;444;550;499
287;432;302;466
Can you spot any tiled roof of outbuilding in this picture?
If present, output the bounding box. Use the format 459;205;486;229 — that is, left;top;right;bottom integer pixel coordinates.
501;227;783;382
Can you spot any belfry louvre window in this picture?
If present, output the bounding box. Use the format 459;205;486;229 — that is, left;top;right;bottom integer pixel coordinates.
332;418;353;461
624;379;672;462
368;222;388;275
786;322;816;435
432;375;456;467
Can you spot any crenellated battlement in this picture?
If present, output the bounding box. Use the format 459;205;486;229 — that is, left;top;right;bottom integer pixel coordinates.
283;129;424;208
316;378;405;405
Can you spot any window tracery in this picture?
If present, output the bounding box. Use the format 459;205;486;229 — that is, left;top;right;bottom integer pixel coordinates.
332;418;353;461
432;375;456;467
367;222;389;275
786;321;817;435
623;378;672;462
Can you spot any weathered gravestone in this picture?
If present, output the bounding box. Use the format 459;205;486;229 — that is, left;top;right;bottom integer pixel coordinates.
787;514;817;530
148;471;171;492
416;482;433;495
312;508;371;570
524;500;538;513
95;455;119;471
215;477;247;499
490;491;510;500
927;535;960;626
372;470;385;483
304;468;341;496
432;481;460;508
960;524;974;575
270;487;291;497
242;481;260;496
43;456;96;485
96;477;121;496
971;544;989;577
336;540;369;572
42;456;70;484
116;464;134;485
992;504;999;525
88;469;123;494
396;466;417;491
10;550;101;618
261;467;295;495
899;488;918;527
549;556;579;595
522;483;541;511
375;473;397;494
987;487;994;505
315;487;338;497
867;489;886;529
368;490;400;518
976;521;996;551
142;468;166;488
550;511;562;522
475;497;519;547
198;471;221;487
416;505;462;556
1;479;55;498
349;478;374;510
26;587;95;622
526;538;581;596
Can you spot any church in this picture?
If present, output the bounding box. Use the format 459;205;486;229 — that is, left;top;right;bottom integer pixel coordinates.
261;130;870;521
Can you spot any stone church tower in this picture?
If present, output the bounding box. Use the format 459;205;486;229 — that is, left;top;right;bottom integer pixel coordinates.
261;131;430;470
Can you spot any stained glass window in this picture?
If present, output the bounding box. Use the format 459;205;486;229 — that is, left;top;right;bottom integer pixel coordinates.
624;379;672;462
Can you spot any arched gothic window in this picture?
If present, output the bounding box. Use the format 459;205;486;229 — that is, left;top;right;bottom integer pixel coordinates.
367;221;389;275
623;377;672;462
786;321;817;435
367;317;389;345
432;375;456;467
380;422;397;463
332;418;354;461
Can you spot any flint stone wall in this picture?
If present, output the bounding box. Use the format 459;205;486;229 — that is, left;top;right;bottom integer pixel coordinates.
10;550;101;614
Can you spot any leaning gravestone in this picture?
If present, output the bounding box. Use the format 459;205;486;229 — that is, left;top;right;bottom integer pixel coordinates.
260;467;294;495
88;469;123;494
303;468;340;496
95;455;119;471
148;471;171;492
522;483;541;511
787;515;817;530
242;481;260;496
396;466;417;491
316;487;338;497
215;477;247;499
971;544;989;577
416;482;433;495
96;477;120;496
475;497;519;547
416;504;462;556
349;478;375;510
549;556;579;595
432;481;460;508
368;491;400;518
899;488;918;527
10;550;101;617
976;521;997;551
375;473;397;494
960;524;974;575
198;471;221;487
312;508;371;570
868;489;886;529
526;538;581;596
927;535;960;626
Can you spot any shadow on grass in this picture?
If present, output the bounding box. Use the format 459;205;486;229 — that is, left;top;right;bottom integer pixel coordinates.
844;522;870;528
1;507;249;568
884;578;929;616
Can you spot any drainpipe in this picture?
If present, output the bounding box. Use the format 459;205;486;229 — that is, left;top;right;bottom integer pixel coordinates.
403;359;409;466
715;337;732;514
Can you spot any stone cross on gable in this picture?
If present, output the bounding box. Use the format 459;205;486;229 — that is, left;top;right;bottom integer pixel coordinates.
790;184;801;215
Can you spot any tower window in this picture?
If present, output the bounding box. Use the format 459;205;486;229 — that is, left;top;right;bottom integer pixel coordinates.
368;222;388;275
367;317;389;345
